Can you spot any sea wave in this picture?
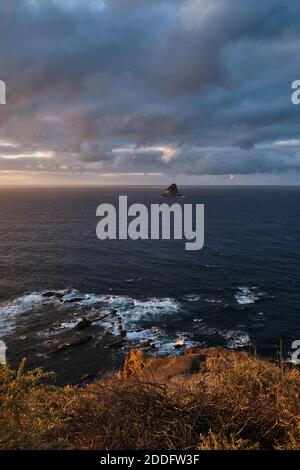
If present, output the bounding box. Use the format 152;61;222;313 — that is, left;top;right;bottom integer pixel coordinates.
0;289;192;355
192;320;251;349
220;329;252;349
0;292;43;334
184;294;201;302
0;288;253;356
235;287;266;305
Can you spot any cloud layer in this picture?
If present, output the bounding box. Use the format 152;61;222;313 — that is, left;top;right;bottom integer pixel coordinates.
0;0;300;182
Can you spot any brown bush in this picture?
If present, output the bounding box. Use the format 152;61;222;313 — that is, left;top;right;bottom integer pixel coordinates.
1;351;300;450
0;360;69;449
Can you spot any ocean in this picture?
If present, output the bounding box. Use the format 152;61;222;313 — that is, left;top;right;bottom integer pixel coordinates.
0;186;299;383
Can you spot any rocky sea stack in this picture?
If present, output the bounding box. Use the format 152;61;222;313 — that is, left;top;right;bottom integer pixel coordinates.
162;183;182;197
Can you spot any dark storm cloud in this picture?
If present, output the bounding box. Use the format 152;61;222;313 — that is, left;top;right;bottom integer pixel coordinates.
80;140;114;162
0;0;300;178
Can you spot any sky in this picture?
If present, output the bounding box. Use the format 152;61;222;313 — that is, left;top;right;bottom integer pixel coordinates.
0;0;300;186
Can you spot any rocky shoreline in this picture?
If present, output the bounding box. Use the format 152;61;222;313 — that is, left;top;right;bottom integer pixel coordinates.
1;287;276;386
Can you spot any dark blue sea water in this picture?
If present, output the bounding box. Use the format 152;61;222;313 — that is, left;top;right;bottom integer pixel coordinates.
0;186;300;383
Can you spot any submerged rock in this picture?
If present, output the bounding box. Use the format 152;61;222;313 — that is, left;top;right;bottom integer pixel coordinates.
75;318;92;331
162;183;182;197
51;335;93;354
42;291;64;299
108;337;126;349
63;297;85;304
96;331;126;349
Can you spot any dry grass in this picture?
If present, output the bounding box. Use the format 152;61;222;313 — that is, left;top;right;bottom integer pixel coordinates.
0;359;70;449
0;352;300;450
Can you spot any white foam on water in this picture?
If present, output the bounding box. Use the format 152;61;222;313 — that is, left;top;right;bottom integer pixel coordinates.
59;319;80;330
0;292;43;316
71;293;178;348
221;329;252;349
156;338;196;356
1;289;252;357
193;320;252;350
184;294;201;302
126;327;198;355
205;298;222;305
61;290;83;302
0;292;43;334
114;297;181;342
92;294;134;310
36;328;61;338
235;287;265;305
41;291;180;344
126;327;161;343
101;317;124;336
194;323;219;336
133;297;179;311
